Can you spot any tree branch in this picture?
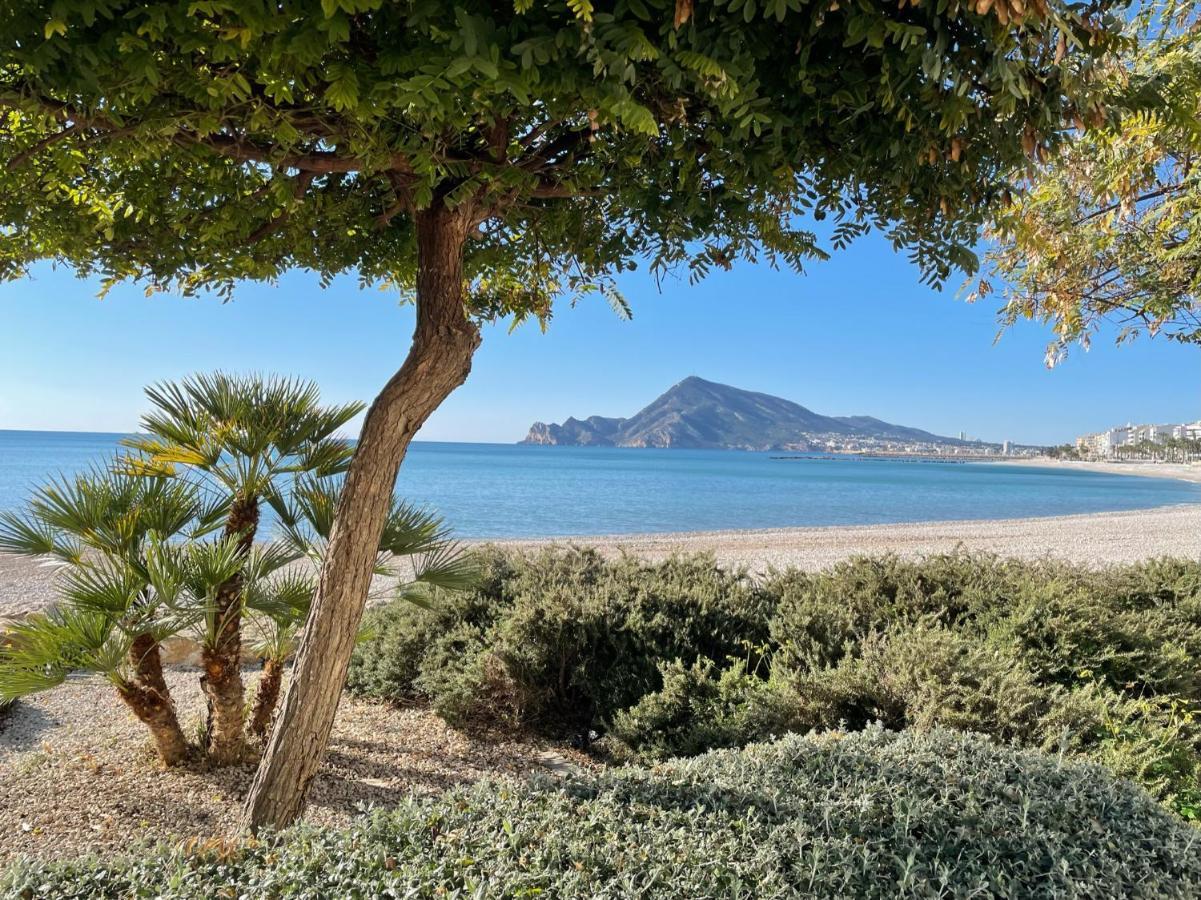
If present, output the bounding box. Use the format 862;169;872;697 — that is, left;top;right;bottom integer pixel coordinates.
1072;182;1191;226
375;171;415;227
6;122;82;170
517;127;592;172
244;172;314;245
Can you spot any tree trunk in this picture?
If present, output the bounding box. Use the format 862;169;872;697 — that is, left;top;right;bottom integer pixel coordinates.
121;633;189;766
242;204;481;830
202;496;259;765
248;657;284;740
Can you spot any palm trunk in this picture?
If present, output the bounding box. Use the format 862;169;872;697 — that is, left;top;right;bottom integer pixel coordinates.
201;496;258;765
121;633;189;766
242;203;481;830
248;657;284;740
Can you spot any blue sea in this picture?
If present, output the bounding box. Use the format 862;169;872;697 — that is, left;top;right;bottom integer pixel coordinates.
1;430;1199;539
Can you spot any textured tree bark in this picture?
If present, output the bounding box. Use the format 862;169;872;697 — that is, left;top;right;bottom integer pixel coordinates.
242;204;481;830
121;633;189;766
202;496;259;765
248;657;284;740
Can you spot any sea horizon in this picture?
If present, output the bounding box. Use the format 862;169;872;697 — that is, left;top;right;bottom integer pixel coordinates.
1;430;1199;540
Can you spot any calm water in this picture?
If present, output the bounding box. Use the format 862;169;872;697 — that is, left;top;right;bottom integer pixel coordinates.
1;430;1199;539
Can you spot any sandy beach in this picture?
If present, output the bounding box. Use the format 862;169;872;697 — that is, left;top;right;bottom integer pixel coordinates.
981;457;1201;484
489;502;1201;572
2;457;1198;619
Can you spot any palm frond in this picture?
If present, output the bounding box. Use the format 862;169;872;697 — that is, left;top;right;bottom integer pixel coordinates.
18;465;200;558
282;438;356;478
408;542;481;594
190;492;233;538
60;561;148;618
298;401;365;445
0;510;81;562
379;500;454;558
135;374;365;503
180;537;247;599
245;570;317;625
282;478;340;541
0;608;121;699
243;541;303;582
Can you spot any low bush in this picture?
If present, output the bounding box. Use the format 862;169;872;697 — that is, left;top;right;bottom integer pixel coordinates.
351;548;770;729
8;728;1200;898
604;658;807;761
349;548;1201;818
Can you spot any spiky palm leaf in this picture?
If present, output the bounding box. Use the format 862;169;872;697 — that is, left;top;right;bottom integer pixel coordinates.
245;570;317;626
0;464;226;703
271;478;478;610
0;466;203;563
124;373;364;500
244;571;319;661
408;542;483;594
0;510;82;563
241;541;304;584
0;607;126;699
60;560;148;618
173;537;251;647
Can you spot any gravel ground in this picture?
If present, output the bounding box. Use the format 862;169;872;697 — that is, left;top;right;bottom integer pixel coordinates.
0;667;592;865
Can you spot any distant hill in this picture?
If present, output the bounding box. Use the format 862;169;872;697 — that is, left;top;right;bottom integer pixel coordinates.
520;376;982;451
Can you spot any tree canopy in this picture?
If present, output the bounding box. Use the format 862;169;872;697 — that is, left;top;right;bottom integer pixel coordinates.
1;0;1125;319
979;0;1201;362
0;0;1137;831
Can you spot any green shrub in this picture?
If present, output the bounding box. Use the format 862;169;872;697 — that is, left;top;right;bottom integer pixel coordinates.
9;728;1200;898
992;572;1201;699
605;658;807;761
348;548;1201;817
608;620;1052;765
799;619;1052;742
1041;683;1201;820
764;552;1046;671
350;548;771;730
346;547;515;702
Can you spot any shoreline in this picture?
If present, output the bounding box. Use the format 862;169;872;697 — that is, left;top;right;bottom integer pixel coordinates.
5;503;1198;622
977;456;1201;484
2;458;1198;618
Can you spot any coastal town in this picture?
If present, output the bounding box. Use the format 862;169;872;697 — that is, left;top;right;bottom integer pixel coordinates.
1073;420;1201;459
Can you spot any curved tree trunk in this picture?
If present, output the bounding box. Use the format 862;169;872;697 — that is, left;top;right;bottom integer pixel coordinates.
242;204;481;830
248;656;284;740
202;496;259;765
121;633;189;766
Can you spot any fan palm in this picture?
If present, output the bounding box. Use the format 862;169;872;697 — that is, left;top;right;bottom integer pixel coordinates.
0;467;222;765
244;479;478;738
123;373;363;764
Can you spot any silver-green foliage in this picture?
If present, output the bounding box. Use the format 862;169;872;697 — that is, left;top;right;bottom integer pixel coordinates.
7;727;1201;898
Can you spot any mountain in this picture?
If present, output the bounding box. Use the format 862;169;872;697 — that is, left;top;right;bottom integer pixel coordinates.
520;376;977;451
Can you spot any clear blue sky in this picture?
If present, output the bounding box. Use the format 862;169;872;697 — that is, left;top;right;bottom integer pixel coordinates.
1;231;1197;446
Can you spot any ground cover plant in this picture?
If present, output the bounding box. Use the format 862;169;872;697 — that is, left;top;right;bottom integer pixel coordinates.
7;727;1201;898
349;548;1201;819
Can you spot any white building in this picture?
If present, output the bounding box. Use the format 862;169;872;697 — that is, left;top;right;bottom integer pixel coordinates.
1176;421;1201;441
1075;421;1201;457
1130;423;1176;444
